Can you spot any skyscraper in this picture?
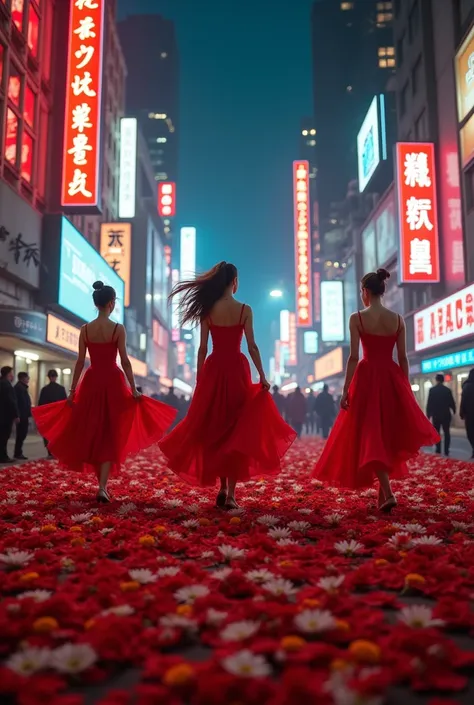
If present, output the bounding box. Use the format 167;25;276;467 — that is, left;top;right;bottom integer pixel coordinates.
311;0;394;249
118;14;179;184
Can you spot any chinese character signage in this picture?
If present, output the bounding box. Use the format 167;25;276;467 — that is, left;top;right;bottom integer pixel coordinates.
158;182;176;217
47;313;82;354
293;161;312;327
396;142;440;284
288;312;297;365
321;281;344;343
100;223;132;307
61;0;105;210
118;118;137;218
421;348;474;374
0;180;41;288
414;282;474;352
455;24;474;124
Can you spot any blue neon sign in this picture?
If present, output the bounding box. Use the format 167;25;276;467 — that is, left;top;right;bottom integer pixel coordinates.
421;348;474;374
58;217;124;324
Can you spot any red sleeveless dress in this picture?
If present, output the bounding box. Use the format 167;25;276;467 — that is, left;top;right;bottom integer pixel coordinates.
32;324;176;474
313;313;440;489
159;305;296;486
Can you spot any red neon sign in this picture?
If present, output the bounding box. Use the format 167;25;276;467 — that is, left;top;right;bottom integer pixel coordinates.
293;161;312;327
396;143;440;284
61;0;105;209
288;312;297;365
158;182;176;217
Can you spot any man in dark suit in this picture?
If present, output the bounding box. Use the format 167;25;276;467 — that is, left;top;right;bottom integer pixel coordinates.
38;370;67;457
14;372;32;460
426;374;456;456
0;366;19;463
315;384;336;439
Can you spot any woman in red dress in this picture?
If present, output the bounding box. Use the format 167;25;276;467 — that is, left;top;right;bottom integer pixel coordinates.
313;269;439;512
33;282;176;502
159;262;296;508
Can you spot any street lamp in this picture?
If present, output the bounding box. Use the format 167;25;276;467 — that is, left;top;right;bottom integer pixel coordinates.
269;289;283;298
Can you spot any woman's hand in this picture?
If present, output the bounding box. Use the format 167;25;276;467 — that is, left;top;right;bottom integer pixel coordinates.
340;391;349;410
132;388;142;399
260;377;270;392
67;391;75;407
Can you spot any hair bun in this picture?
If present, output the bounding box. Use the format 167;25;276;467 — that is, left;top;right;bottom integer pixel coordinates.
376;268;390;282
92;280;104;291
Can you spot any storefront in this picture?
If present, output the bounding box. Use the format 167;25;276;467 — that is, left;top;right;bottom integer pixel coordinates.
313;346;347;397
409;283;474;425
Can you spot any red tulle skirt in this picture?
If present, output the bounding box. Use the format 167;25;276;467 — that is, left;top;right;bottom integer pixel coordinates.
159;352;296;486
313;359;440;489
33;365;176;475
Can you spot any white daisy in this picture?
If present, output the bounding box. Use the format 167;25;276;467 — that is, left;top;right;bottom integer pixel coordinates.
222;650;271;678
412;535;443;546
174;584;210;603
287;520;311;532
398;605;445;629
70;512;92;524
168;531;184;540
6;647;52;675
262;578;297;597
325;513;345;526
402;523;427;535
220;620;260;641
159;614;198;632
317;575;345;592
257;514;280;527
0;549;34;566
18;590;52;602
452;521;472;532
128;569;157;584
219;544;246;561
99;527;114;535
246;568;275;584
387;532;413;550
206;608;228;626
294;609;337;634
212;567;233;581
200;551;215;560
116;502;137;515
22;511;34;518
298;508;313;515
101;604;135;617
182;519;200;529
157;566;180;577
334;540;363;556
51;643;97;674
268;527;292;540
144;508;159;514
164;499;183;508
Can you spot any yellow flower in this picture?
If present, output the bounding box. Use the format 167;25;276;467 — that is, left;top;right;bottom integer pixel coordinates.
176;605;193;616
198;518;210;526
405;573;426;587
230;517;241;525
163;663;195;687
153;526;167;534
139;535;155;546
331;658;349;672
71;537;86;547
69;526;82;533
375;559;388;567
120;580;140;592
40;524;57;534
32;617;59;633
19;572;39;583
335;619;350;632
348;640;381;664
280;635;306;652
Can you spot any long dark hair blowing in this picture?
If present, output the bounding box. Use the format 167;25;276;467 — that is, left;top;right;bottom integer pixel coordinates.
169;261;238;327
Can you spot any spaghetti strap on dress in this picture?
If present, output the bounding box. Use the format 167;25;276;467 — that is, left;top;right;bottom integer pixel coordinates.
313;312;439;489
33;325;176;475
159;305;296;486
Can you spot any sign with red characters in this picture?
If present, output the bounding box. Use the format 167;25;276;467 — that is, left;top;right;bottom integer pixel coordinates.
288;312;297;366
61;0;105;210
293;161;312;327
414;283;474;352
396;143;440;284
158;182;176;217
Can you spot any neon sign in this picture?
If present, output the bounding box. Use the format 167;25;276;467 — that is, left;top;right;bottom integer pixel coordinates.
293;160;312;327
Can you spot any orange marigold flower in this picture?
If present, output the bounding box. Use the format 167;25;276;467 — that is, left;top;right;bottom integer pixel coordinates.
335;619;350;632
69;526;82;533
71;537;85;547
176;605;193;616
120;580;140;592
163;663;195;687
375;559;388;566
139;535;155;546
230;517;241;525
280;635;306;652
349;639;381;664
40;524;57;534
33;617;58;633
198;518;210;526
405;573;426;587
19;572;39;582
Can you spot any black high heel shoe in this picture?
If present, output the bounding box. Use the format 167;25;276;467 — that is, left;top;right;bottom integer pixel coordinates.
96;488;111;504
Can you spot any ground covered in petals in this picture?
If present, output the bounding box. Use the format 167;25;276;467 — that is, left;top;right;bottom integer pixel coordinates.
1;439;474;705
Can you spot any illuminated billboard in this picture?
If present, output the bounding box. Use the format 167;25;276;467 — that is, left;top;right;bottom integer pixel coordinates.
293;160;312;327
61;0;105;209
280;310;290;343
158;182;176;217
288;313;297;365
396;142;440;284
118;118;137;218
304;331;318;355
455;24;474;123
357;95;387;193
100;223;132;307
180;228;196;331
321;281;344;343
414;282;474;352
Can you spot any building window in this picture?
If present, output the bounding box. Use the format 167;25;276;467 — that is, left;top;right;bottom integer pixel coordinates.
21;130;33;182
24;84;35;128
400;81;409;116
8;65;22;107
377;1;392;7
377;12;393;26
408;0;420;42
378;47;395;68
412;55;423;95
28;4;40;57
12;0;25;33
5;108;18;166
340;2;354;9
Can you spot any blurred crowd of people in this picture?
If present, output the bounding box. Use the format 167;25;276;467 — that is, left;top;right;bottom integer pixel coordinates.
272;384;336;439
151;387;191;426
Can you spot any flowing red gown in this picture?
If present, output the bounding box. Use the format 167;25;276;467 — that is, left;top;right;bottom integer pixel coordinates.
159;306;296;486
32;325;176;474
313;313;440;489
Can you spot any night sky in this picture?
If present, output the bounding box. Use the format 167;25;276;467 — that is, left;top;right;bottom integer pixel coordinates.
117;0;314;363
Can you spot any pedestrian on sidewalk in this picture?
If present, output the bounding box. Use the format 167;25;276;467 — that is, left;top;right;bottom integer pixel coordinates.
14;372;31;460
460;369;474;459
426;374;456;457
288;386;307;439
38;370;67;457
315;384;336;439
0;366;19;463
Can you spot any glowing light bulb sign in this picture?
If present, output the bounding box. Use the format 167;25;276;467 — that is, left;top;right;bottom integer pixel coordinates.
293;160;312;327
158;182;176;217
61;0;105;211
396;142;440;284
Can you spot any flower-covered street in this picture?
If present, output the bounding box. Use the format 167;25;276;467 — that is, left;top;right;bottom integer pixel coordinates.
1;440;474;705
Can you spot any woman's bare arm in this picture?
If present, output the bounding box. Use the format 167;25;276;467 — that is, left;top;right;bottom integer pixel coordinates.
69;327;87;397
197;319;210;380
243;306;267;384
117;325;137;393
396;318;409;379
342;314;360;402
